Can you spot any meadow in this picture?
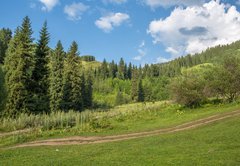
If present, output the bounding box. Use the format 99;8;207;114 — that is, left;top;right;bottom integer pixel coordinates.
1;109;240;165
0;101;240;148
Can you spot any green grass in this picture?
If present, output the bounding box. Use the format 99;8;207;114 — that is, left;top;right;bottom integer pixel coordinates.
1;102;240;148
1;113;240;165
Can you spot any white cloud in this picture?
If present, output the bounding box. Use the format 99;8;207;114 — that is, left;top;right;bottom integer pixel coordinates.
134;40;147;61
103;0;127;4
95;12;130;32
64;2;89;21
147;0;240;58
39;0;59;11
144;0;207;8
156;56;169;63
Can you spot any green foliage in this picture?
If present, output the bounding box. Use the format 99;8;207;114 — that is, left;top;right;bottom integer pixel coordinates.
0;28;12;64
100;59;109;79
117;58;126;79
80;55;95;62
31;21;50;113
131;68;138;101
0;65;6;112
83;74;93;108
170;64;215;107
137;79;144;102
4;16;35;117
212;54;240;102
49;41;65;112
61;41;83;111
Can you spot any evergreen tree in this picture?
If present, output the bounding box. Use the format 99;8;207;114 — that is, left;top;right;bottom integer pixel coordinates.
109;60;117;78
61;41;83;111
0;65;6;113
131;68;138;101
84;74;93;108
137;79;144;102
32;21;50;113
117;58;125;79
115;90;124;106
4;16;35;116
0;28;12;64
49;41;65;112
101;58;109;79
127;62;132;79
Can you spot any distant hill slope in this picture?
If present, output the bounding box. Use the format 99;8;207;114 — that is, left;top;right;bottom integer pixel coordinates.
149;40;240;77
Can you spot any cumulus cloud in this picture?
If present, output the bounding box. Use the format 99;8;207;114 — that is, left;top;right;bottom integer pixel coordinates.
39;0;59;11
156;56;169;63
147;0;240;58
64;2;89;21
103;0;127;4
95;12;130;32
134;40;147;61
144;0;207;8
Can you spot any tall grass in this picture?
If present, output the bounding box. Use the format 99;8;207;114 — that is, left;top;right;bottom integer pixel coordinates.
0;110;93;132
0;101;171;132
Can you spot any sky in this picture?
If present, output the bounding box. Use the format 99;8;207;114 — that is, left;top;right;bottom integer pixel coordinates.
1;0;240;65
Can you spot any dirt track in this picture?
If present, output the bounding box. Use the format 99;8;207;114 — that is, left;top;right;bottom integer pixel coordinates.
11;110;240;148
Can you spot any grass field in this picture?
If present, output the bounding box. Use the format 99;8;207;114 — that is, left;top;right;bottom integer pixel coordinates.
1;102;240;148
1;113;240;165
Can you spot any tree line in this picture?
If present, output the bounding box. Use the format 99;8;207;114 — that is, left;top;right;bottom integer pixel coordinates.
1;16;240;117
0;17;93;117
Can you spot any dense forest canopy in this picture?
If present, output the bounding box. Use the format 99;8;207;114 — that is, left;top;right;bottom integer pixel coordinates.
0;16;240;117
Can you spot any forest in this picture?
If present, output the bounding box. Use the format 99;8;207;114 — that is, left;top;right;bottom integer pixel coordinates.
1;16;240;119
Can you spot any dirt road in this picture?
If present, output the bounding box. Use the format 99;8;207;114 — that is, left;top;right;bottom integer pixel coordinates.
11;110;240;148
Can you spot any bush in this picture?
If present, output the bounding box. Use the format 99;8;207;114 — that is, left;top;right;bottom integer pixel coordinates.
170;64;214;107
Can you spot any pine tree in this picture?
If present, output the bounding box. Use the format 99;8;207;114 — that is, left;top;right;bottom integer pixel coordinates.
127;62;132;79
49;41;65;112
0;65;6;113
109;60;117;78
117;58;125;79
4;16;35;116
83;73;93;108
137;79;144;102
101;58;109;79
32;21;50;113
61;41;83;111
0;28;12;64
131;68;138;101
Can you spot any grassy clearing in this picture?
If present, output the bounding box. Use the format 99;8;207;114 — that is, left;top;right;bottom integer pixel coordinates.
0;102;240;148
1;114;240;165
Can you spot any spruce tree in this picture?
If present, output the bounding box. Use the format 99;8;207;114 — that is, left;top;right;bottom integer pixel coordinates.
0;28;12;64
117;58;125;79
4;16;35;116
84;74;93;108
109;60;117;78
137;79;144;102
0;65;6;113
32;21;50;113
49;41;65;112
131;68;138;101
127;62;132;79
61;41;83;111
101;58;109;79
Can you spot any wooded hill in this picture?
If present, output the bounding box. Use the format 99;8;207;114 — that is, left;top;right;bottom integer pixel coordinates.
1;16;240;117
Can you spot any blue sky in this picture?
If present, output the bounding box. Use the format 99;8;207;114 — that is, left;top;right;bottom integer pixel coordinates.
1;0;240;64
